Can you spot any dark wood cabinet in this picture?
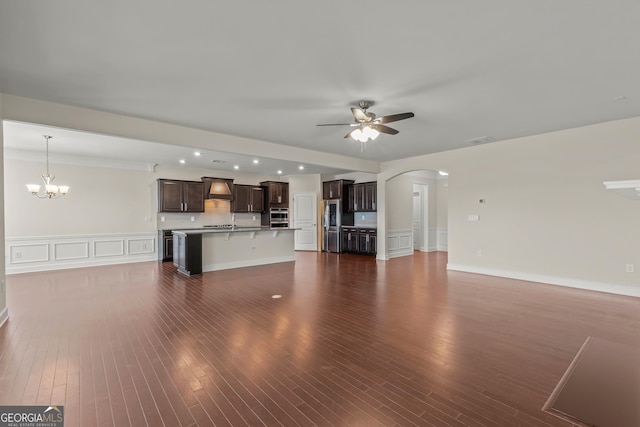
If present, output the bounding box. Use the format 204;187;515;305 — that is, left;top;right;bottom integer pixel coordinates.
260;181;289;208
232;185;264;213
341;227;376;256
172;232;202;276
158;179;204;213
364;182;377;211
348;181;377;212
341;227;359;253
323;180;353;200
359;229;377;255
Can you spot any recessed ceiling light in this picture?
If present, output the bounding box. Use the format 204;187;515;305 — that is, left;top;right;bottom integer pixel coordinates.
253;159;259;164
277;170;282;175
179;159;186;164
298;165;304;170
234;165;239;170
194;152;201;156
438;170;449;176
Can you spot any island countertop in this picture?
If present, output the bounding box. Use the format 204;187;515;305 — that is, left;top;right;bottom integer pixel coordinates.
172;226;298;235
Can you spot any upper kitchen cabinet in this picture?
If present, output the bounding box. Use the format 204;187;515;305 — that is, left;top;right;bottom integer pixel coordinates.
349;181;377;212
260;181;289;208
322;179;354;200
158;179;204;213
232;184;264;213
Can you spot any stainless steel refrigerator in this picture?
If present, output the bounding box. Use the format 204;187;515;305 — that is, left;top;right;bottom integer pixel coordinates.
322;199;342;252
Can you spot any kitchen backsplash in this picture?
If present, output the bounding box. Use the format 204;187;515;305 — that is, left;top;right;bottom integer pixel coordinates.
157;200;261;230
354;212;377;227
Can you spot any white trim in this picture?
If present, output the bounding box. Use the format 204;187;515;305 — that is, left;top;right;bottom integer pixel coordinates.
437;228;448;252
0;307;8;329
603;179;640;200
203;254;296;272
446;264;640;298
387;229;414;259
5;232;157;274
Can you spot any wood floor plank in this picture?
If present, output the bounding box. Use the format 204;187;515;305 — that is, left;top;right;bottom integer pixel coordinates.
1;251;639;426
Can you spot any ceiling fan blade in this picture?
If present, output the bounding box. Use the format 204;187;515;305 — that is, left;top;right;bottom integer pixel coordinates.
351;107;371;123
316;123;357;126
371;124;399;135
376;112;415;124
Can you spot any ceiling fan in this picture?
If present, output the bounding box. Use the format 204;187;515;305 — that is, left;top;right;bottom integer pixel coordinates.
317;101;415;143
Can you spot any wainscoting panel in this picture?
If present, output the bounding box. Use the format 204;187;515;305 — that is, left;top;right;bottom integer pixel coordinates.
9;243;49;264
54;241;89;261
128;238;155;255
387;229;414;259
94;240;125;258
6;233;157;274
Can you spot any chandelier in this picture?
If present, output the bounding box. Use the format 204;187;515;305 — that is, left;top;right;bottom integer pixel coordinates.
26;135;69;199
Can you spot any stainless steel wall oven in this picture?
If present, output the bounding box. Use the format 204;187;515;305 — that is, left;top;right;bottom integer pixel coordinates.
269;208;289;228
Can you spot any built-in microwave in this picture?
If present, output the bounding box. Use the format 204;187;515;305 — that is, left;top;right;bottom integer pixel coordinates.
269;208;289;228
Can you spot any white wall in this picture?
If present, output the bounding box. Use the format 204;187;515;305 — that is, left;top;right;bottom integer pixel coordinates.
385;172;443;256
0;95;6;321
3;159;282;237
386;174;415;231
288;174;321;197
436;179;448;228
379;116;640;295
385;172;439;231
333;171;378;183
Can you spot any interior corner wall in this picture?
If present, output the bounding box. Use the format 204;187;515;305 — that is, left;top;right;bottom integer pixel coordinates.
380;116;640;295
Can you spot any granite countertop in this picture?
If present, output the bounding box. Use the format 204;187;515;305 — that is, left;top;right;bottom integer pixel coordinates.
172;226;297;235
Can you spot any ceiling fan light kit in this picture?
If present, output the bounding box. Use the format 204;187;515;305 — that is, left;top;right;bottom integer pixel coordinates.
317;100;414;148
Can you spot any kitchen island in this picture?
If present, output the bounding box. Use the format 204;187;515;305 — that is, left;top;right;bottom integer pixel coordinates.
172;227;296;275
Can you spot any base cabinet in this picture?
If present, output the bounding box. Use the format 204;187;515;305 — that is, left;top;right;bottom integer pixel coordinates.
173;233;202;275
341;227;376;256
341;227;359;253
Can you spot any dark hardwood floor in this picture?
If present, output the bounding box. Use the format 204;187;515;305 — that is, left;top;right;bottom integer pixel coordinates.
1;251;638;426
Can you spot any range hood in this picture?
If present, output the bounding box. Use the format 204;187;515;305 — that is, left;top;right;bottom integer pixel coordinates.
202;177;233;200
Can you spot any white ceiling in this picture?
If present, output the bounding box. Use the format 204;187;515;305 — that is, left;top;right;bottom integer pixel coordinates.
1;0;640;171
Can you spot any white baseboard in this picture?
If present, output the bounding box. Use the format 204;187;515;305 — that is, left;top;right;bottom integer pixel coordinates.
203;254;296;272
0;307;8;329
6;232;157;274
447;264;640;298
